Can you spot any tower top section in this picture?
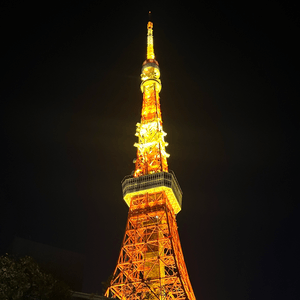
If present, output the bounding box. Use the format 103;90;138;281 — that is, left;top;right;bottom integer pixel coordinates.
133;18;168;178
142;13;159;69
122;16;182;214
147;20;155;60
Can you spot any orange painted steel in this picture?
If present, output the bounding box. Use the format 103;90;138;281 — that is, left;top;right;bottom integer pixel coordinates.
105;19;196;300
132;21;169;178
134;86;169;178
105;192;195;300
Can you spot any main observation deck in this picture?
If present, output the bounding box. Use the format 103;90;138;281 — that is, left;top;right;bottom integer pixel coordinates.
122;171;182;214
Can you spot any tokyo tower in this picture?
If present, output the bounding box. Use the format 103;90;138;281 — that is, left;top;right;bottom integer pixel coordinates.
105;16;196;300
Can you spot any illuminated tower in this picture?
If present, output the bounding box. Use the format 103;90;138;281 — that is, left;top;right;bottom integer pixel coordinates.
105;17;196;300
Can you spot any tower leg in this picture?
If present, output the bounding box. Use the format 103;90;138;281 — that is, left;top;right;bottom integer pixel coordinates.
105;192;195;300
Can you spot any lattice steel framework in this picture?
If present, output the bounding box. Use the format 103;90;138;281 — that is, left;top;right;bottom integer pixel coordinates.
105;16;196;300
133;20;169;178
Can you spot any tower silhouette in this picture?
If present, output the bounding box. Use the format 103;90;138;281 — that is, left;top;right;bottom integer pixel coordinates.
105;18;196;300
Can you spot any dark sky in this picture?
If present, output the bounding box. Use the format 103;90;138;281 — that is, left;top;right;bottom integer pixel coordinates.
1;1;298;299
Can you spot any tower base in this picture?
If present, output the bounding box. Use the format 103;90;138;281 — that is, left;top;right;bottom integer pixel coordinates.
105;191;195;300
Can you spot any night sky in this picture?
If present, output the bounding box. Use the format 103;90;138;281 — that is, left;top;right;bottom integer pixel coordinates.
1;1;298;299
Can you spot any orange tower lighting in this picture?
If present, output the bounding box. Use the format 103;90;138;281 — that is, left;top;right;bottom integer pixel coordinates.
105;16;196;300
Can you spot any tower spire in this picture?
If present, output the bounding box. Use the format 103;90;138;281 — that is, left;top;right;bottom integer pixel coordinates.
133;18;169;178
147;12;155;60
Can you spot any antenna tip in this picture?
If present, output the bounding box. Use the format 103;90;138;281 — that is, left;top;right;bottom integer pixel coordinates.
147;11;153;29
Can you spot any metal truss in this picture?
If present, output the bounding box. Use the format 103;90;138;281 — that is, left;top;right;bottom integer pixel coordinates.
105;191;196;300
134;84;169;177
